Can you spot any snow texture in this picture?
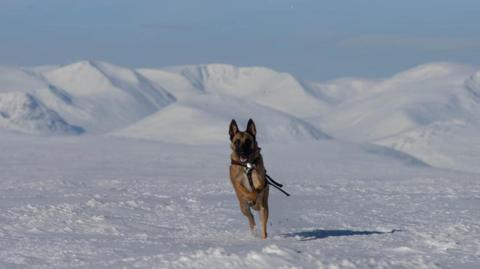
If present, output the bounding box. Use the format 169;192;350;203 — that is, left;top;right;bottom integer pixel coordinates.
0;60;480;268
0;135;478;268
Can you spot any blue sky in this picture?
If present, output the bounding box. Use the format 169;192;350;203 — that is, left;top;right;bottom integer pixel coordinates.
1;0;479;80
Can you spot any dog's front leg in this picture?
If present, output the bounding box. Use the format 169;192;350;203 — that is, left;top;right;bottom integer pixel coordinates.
259;187;269;239
239;202;256;233
259;205;268;239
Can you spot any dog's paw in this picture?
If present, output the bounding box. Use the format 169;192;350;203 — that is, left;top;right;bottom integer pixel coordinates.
250;225;257;236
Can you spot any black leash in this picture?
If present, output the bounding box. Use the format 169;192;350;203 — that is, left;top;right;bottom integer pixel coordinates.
231;159;290;197
266;174;290;196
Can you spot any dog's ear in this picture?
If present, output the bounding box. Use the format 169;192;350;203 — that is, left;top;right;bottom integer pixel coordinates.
229;119;239;140
246;118;256;137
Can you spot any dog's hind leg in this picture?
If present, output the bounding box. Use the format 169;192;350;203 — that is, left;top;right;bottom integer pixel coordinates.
239;202;256;233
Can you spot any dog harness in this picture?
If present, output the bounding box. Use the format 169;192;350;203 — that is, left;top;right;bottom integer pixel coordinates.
231;158;258;193
230;158;290;197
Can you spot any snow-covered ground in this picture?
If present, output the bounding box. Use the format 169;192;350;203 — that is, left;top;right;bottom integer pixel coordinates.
0;134;479;268
1;61;480;268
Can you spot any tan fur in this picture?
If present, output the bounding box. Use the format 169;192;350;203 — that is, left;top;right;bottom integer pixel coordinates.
229;120;270;239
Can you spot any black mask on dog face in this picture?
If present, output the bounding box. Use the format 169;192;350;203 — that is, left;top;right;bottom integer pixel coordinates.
229;119;257;163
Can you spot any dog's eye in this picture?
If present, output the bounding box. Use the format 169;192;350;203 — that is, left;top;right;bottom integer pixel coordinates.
234;140;240;146
245;139;251;146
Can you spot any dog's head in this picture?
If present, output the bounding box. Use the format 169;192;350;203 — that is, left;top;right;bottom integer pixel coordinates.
229;119;258;163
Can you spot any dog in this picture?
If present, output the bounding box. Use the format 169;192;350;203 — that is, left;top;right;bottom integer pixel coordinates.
229;119;270;239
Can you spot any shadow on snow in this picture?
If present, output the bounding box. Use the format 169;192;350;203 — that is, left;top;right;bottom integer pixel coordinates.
283;229;399;241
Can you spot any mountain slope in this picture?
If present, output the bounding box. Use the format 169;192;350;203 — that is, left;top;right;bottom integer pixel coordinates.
0;92;83;135
41;61;175;132
312;62;480;172
371;68;480;172
1;61;480;172
114;94;329;145
140;64;327;118
318;63;477;141
0;67;49;93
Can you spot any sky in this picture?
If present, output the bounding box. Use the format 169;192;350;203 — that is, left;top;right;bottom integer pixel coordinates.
0;0;479;80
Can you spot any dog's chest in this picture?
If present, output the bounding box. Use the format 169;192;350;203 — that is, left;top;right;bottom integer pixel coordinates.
232;167;254;192
240;169;254;192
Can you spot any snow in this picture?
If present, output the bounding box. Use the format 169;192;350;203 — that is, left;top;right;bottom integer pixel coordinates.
140;64;326;117
311;62;480;173
2;60;480;170
41;60;175;132
318;62;476;141
114;94;328;145
2;61;479;170
0;60;480;268
0;135;478;268
0;91;83;135
0;67;48;93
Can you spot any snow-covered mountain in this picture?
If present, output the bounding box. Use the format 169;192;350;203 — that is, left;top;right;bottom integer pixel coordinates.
2;61;480;268
0;91;83;135
115;94;329;145
139;64;326;118
0;66;50;92
318;63;478;141
0;61;329;143
0;61;175;133
41;61;175;132
1;60;480;172
313;63;480;172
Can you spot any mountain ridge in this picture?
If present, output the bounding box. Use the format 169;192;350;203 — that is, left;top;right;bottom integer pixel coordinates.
1;60;480;172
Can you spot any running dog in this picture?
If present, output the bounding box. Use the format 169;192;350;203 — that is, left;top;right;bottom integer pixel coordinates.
229;119;270;239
